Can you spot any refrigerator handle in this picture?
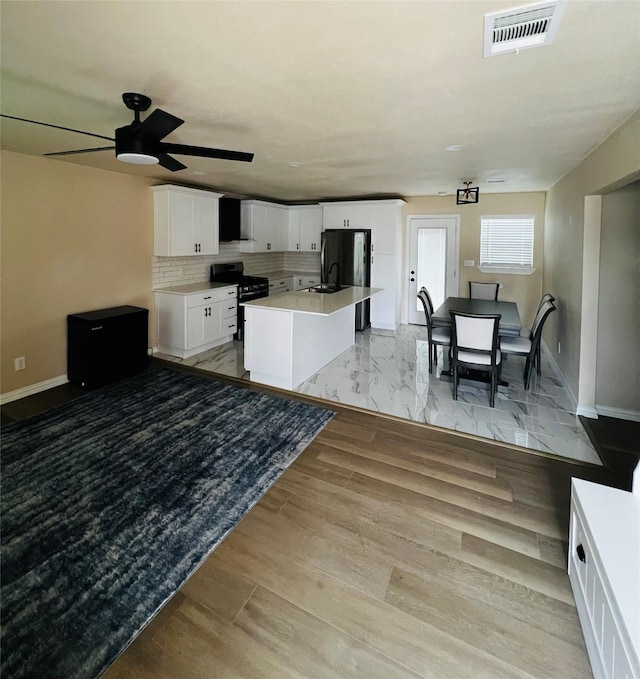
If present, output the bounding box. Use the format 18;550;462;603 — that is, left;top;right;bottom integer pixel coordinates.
320;234;326;281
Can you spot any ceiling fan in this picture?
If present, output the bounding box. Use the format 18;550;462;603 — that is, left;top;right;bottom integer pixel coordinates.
1;92;254;171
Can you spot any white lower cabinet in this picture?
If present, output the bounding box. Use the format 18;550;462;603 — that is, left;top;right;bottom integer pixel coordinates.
568;479;639;679
155;285;237;358
370;253;397;329
295;275;320;290
268;277;294;295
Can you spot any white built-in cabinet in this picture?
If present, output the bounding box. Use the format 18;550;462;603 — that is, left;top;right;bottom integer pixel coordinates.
152;185;222;257
155;285;238;358
320;199;406;330
288;206;323;252
568;479;639;679
240;201;288;253
295;275;320;290
268;277;294;295
322;202;371;229
241;201;322;253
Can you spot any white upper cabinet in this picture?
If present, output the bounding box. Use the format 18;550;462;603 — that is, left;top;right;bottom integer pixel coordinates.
322;202;371;229
153;185;222;257
240;200;288;252
288;205;323;252
370;202;399;255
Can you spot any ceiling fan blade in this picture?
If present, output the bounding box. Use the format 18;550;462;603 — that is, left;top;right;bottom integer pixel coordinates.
160;142;254;163
158;153;187;172
0;114;115;142
43;146;115;157
132;109;184;142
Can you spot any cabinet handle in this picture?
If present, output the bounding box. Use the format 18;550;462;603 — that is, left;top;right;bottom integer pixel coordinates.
204;296;212;300
194;243;198;253
228;290;235;295
228;306;235;310
576;544;586;563
372;244;374;252
228;324;235;328
297;243;299;250
347;219;350;227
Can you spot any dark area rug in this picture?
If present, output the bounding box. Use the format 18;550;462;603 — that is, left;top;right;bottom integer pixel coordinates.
580;415;640;486
1;367;335;679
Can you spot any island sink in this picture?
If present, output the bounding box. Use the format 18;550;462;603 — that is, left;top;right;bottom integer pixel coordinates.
308;284;343;294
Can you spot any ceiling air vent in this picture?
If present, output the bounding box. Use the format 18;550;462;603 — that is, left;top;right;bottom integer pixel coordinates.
484;0;566;57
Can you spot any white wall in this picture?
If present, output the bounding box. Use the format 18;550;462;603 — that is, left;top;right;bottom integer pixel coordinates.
595;181;640;417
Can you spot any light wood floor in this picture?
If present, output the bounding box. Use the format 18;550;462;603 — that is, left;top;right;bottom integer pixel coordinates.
102;399;625;679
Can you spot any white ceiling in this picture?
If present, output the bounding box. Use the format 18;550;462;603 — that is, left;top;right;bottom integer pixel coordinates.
1;1;639;203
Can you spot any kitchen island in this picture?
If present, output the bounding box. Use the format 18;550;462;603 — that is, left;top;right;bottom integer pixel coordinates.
242;286;380;390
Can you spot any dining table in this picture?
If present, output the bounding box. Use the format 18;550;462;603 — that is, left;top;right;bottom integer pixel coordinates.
430;296;522;391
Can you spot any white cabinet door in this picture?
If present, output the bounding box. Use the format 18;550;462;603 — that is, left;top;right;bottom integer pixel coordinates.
321;202;371;229
322;204;349;229
266;206;287;252
153;185;221;256
371;253;397;329
299;206;323;252
370;203;397;255
240;202;268;252
194;194;219;255
287;209;301;252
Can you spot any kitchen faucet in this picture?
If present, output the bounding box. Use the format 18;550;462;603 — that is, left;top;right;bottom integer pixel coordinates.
328;262;341;289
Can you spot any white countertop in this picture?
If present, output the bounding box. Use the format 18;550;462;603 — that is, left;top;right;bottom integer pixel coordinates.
241;286;380;316
155;282;236;295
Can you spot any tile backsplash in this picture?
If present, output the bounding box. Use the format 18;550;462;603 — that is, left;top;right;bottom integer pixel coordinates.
153;243;321;289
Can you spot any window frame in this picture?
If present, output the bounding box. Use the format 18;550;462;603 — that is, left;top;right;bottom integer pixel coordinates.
478;214;536;275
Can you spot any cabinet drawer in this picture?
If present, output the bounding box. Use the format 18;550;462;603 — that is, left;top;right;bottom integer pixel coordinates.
186;287;236;308
222;318;237;334
222;301;238;320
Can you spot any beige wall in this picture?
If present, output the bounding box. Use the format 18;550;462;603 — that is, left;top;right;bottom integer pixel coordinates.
403;193;546;327
1;151;155;393
596;181;640;413
544;111;640;400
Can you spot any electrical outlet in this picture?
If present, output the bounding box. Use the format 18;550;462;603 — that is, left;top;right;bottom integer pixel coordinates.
14;356;26;371
464;260;475;267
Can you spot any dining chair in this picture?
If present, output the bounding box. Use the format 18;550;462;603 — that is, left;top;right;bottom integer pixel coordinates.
418;286;434;315
520;293;556;337
500;300;556;389
417;289;450;374
469;281;499;300
449;311;502;407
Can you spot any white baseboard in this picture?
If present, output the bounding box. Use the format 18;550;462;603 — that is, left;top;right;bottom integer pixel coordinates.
1;375;69;405
576;406;599;419
541;340;579;413
595;405;640;422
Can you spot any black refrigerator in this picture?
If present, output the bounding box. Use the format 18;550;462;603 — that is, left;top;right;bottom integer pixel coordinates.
321;229;371;331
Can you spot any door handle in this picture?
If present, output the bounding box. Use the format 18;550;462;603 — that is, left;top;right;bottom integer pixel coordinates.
576;544;586;563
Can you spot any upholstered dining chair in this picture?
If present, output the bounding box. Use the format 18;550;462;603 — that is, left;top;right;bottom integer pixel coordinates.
418;286;434;315
520;293;556;337
469;281;499;300
500;300;556;390
417;289;450;374
449;311;502;407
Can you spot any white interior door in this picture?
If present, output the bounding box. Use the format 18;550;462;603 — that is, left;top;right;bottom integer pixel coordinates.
407;215;459;324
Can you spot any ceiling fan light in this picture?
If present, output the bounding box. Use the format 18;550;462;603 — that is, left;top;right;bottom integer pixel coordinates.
117;152;159;165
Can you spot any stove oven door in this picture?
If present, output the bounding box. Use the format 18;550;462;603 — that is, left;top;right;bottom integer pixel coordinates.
237;290;269;341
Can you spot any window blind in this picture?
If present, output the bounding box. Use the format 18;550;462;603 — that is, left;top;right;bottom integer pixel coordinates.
480;216;534;268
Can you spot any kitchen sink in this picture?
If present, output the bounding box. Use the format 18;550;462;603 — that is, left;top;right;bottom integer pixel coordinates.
308;284;343;294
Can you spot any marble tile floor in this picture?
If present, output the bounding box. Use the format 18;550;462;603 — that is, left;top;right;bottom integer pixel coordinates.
156;324;601;465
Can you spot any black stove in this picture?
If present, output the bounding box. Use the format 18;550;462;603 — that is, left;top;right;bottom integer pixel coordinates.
210;262;269;340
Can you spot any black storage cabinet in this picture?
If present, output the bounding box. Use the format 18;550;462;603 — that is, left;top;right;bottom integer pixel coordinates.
67;305;149;387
